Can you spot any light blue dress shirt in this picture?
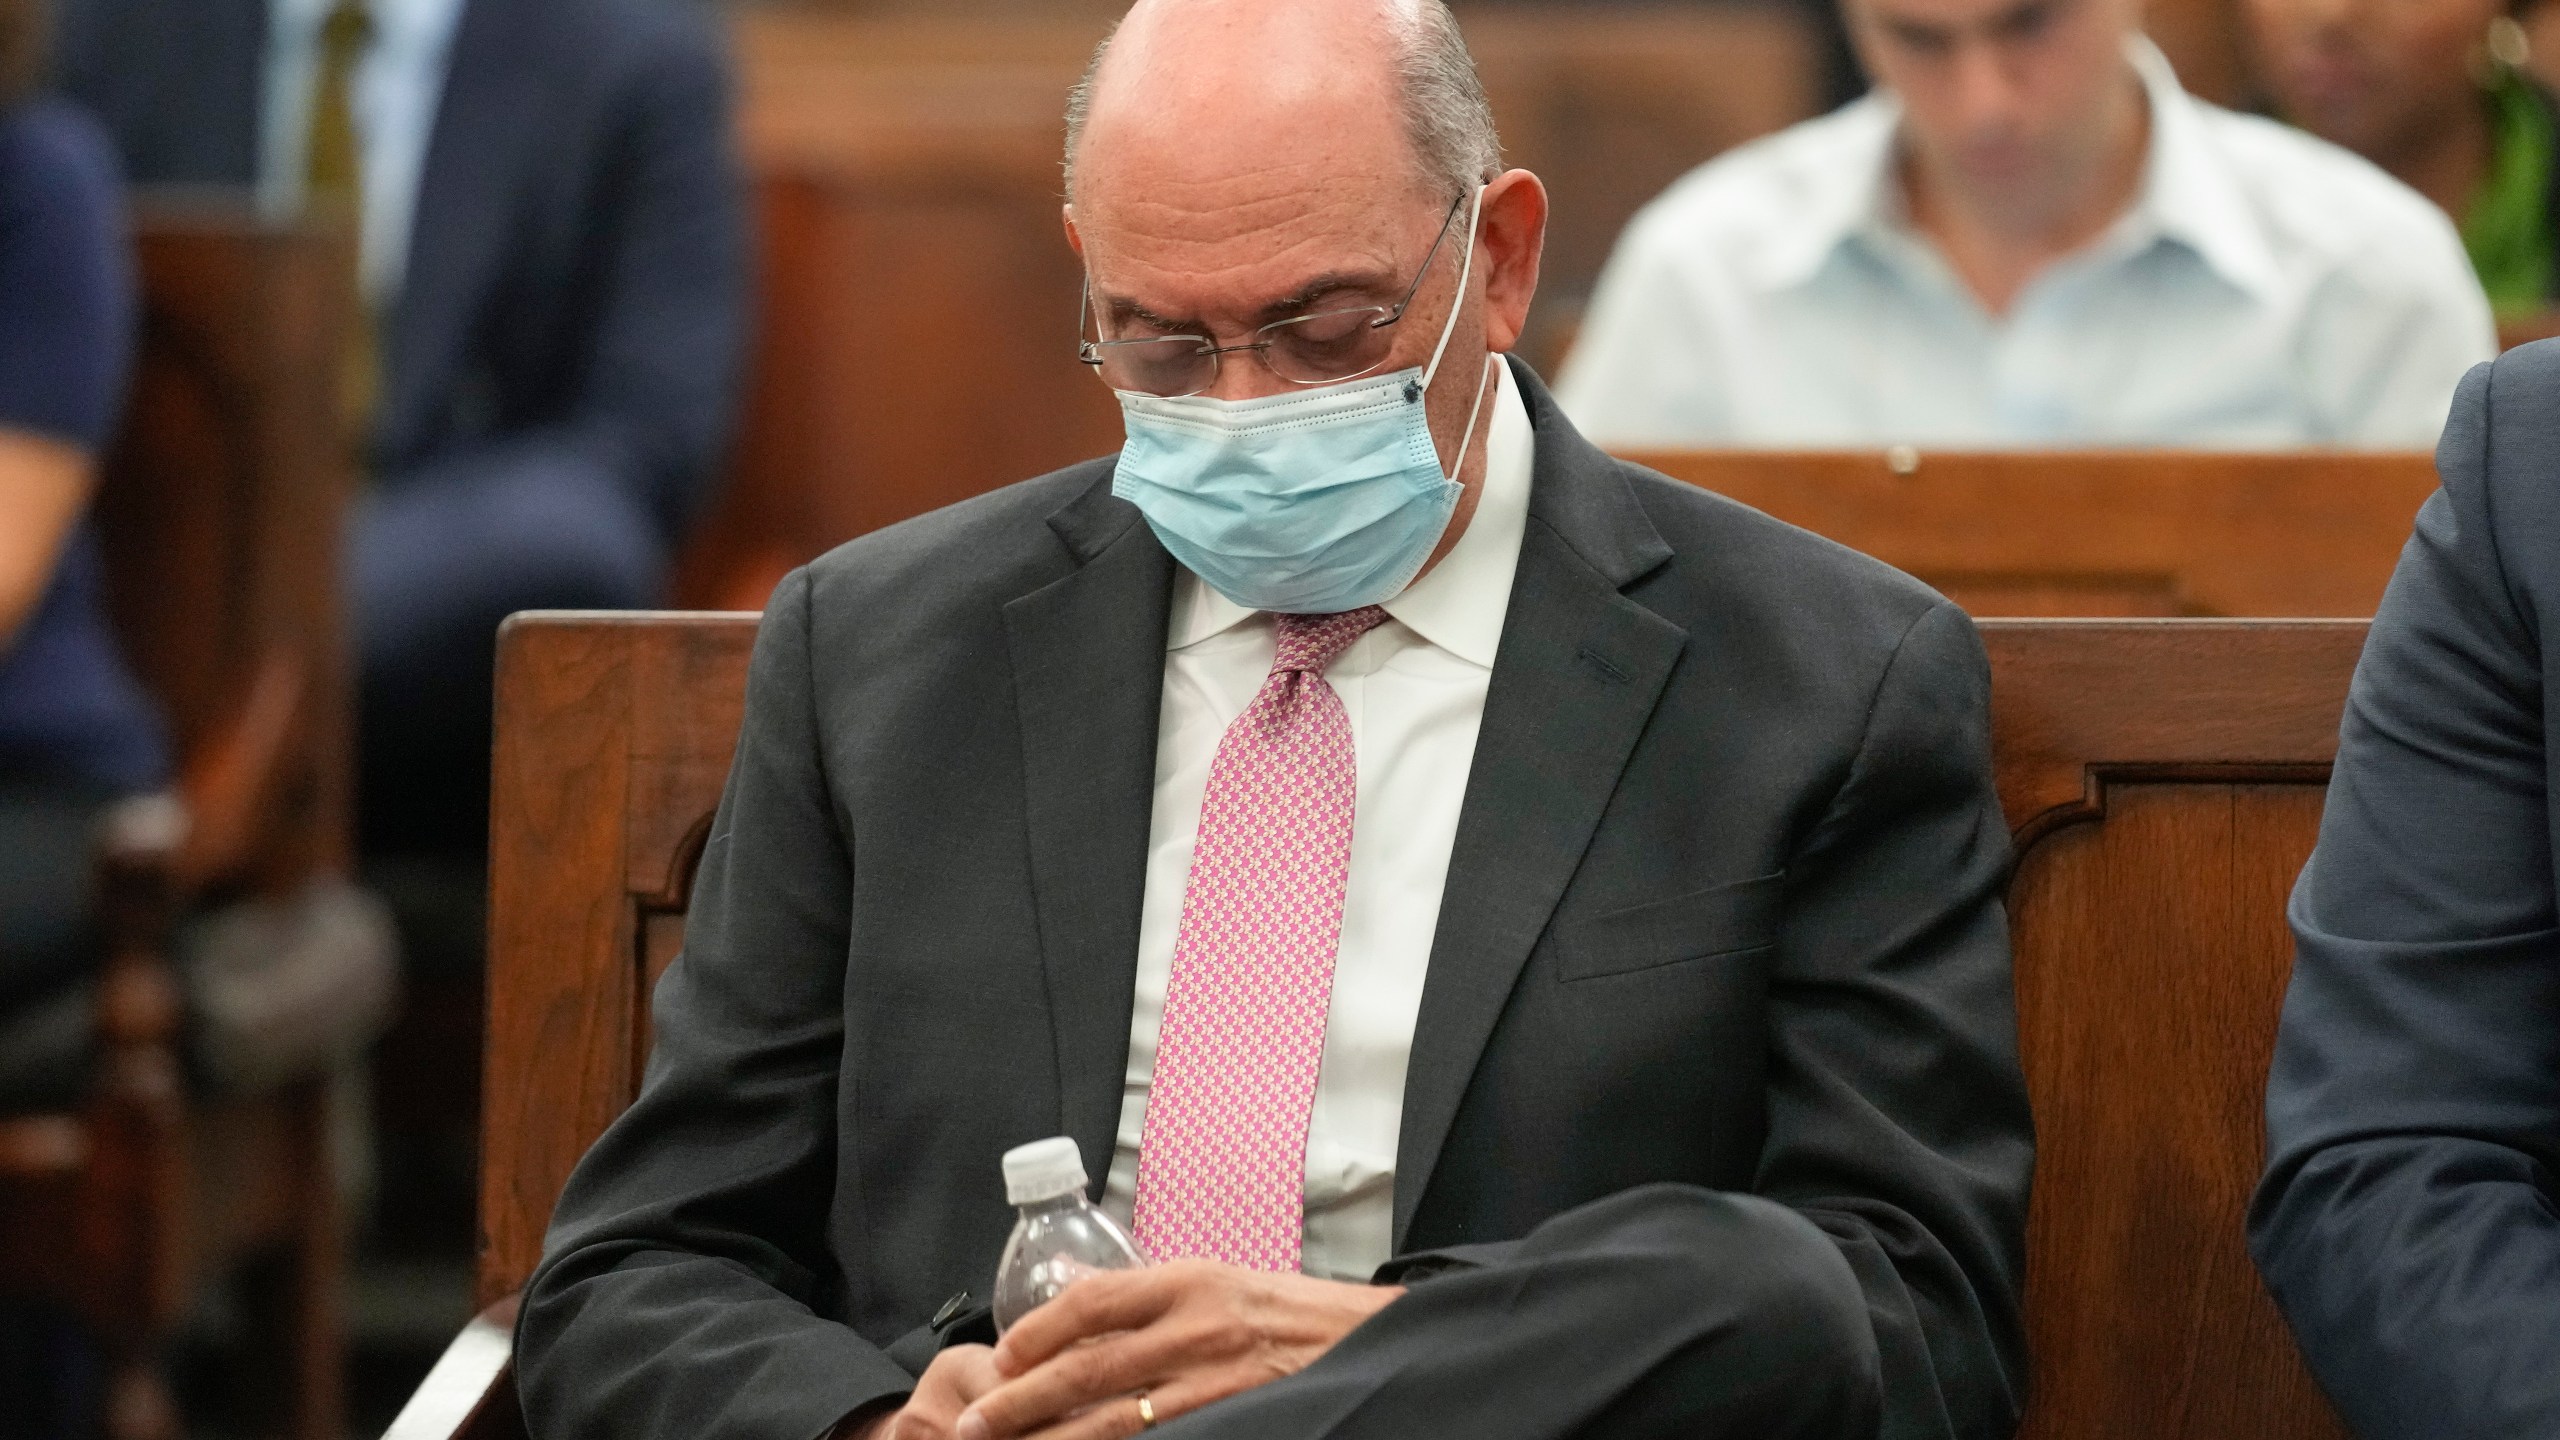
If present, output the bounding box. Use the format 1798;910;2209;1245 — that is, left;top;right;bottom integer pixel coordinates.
258;0;469;305
1558;40;2498;450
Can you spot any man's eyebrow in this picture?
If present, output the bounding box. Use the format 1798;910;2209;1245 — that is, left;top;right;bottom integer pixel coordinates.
1879;14;1955;44
1988;0;2061;33
1100;270;1398;334
1254;272;1393;322
1106;296;1198;332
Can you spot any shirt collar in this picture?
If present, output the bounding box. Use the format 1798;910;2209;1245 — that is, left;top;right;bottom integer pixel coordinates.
2120;37;2284;301
1743;94;1901;292
1752;36;2282;302
1165;356;1534;669
274;0;469;55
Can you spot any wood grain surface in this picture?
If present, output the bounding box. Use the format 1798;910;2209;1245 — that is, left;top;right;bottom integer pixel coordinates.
1640;451;2438;619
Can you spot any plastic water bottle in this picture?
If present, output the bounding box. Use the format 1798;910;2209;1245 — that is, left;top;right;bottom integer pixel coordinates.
992;1137;1147;1333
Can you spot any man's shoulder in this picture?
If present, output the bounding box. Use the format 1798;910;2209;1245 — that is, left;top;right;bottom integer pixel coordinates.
531;0;729;79
0;99;122;206
2451;340;2560;533
1607;456;1956;651
2189;102;2476;285
801;456;1125;615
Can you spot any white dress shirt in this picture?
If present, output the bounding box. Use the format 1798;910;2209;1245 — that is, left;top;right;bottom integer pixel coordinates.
1100;359;1534;1284
1557;39;2496;450
258;0;470;304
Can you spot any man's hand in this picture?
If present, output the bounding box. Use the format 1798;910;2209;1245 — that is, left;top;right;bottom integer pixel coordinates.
842;1344;1007;1440
954;1259;1403;1440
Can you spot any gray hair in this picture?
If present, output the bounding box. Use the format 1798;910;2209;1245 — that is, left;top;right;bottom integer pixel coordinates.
1062;0;1504;202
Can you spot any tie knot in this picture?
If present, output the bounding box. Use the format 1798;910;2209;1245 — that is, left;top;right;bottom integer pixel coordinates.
1271;607;1389;678
321;0;374;56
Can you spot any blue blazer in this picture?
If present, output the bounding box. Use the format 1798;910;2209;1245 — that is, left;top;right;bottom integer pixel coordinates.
2252;341;2560;1435
53;0;752;545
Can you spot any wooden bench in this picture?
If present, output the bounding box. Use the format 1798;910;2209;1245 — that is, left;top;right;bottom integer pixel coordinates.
0;202;357;1440
388;613;2358;1438
1635;450;2440;617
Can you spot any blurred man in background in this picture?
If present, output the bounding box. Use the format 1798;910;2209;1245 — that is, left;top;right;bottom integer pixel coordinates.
51;0;751;876
515;2;2034;1437
1557;0;2495;446
2247;0;2560;321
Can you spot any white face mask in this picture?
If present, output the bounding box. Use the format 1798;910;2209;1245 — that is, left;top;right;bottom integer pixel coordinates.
1108;187;1494;614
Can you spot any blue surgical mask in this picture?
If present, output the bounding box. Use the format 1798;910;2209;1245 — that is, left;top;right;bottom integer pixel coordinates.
1108;191;1495;615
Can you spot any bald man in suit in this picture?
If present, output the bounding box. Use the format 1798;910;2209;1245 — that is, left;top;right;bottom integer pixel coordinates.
518;5;2033;1439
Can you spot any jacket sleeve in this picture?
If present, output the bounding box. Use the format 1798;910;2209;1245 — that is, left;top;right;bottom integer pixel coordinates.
1747;597;2030;1438
1304;600;2029;1440
2250;352;2560;1435
516;568;910;1440
383;9;751;548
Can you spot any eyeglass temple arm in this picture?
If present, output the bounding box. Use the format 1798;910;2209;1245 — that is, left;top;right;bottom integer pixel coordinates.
1375;191;1470;328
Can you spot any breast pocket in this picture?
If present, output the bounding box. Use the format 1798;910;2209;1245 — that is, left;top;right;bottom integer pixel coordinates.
1558;872;1784;983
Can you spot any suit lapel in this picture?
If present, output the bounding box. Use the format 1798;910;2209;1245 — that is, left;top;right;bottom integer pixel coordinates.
1004;475;1173;1193
381;0;541;454
1392;366;1685;1248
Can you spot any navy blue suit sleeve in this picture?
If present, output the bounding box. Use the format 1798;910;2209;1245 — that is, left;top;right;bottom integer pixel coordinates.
384;7;750;548
2250;346;2560;1437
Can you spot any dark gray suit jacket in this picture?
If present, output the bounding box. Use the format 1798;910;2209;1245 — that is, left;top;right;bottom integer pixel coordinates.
520;365;2033;1440
52;0;749;542
2252;343;2560;1434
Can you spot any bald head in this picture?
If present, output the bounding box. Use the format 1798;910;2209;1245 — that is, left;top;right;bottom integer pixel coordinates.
1064;0;1499;205
1059;0;1549;581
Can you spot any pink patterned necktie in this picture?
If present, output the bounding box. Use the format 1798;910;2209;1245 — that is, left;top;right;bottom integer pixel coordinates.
1130;605;1390;1272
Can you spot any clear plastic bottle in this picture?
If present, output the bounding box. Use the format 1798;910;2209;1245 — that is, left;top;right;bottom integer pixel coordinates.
992;1137;1148;1333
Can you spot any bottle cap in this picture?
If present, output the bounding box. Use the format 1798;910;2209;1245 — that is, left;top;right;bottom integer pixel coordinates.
1002;1136;1089;1205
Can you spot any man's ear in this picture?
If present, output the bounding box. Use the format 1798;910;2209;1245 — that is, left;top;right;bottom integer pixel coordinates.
1064;204;1085;257
1477;169;1547;354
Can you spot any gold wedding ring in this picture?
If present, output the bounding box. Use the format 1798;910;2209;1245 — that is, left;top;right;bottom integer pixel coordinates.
1136;1393;1159;1430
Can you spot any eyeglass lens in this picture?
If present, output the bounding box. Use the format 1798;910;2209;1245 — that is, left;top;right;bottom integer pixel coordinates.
1092;307;1396;396
1083;193;1468;398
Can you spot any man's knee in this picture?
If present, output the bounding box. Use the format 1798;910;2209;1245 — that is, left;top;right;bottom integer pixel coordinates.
1548;1187;1882;1439
356;472;666;686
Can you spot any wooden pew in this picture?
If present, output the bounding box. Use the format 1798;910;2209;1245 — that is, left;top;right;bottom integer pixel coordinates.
0;203;357;1439
672;6;1821;609
391;612;2360;1438
1634;450;2440;617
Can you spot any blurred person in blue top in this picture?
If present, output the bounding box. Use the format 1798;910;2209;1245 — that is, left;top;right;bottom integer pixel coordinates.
0;0;165;1099
0;0;160;1429
1557;0;2499;447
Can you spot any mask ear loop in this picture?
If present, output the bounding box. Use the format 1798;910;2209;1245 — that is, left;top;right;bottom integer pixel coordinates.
1441;353;1497;483
1418;183;1488;396
1415;183;1492;481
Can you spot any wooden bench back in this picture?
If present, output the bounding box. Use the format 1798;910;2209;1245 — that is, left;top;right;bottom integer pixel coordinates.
92;200;354;890
1636;451;2438;618
480;613;2359;1436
